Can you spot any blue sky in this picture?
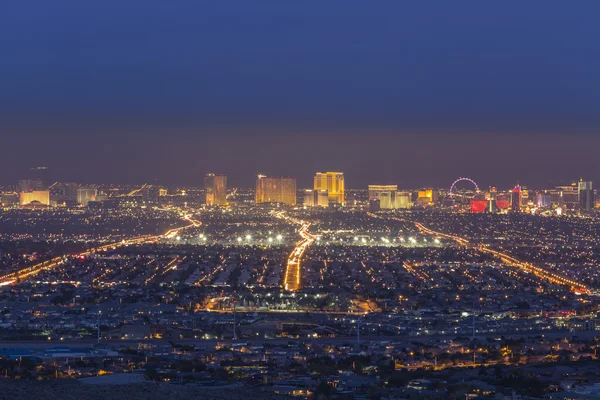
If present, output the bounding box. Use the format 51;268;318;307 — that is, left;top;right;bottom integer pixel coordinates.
1;1;599;187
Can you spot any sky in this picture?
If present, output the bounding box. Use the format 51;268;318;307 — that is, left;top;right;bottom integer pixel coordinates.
1;1;600;189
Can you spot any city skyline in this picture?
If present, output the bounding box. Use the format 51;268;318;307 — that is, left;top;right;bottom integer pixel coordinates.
1;164;595;193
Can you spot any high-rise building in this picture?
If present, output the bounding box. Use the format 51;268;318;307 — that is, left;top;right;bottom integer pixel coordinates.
578;180;594;214
511;185;521;212
256;175;296;205
368;185;397;209
395;191;412;209
18;166;50;194
536;191;552;208
368;185;412;209
62;183;79;202
520;186;529;207
314;172;344;205
555;184;579;211
20;191;50;206
303;189;329;207
417;189;438;206
205;173;227;206
77;188;97;206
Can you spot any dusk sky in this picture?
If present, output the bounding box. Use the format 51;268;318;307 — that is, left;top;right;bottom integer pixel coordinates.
2;1;600;189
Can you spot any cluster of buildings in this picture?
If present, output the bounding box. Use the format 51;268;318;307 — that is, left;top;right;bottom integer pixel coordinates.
1;173;600;397
467;180;596;215
5;322;600;400
3;166;598;218
0;167;104;209
204;171;346;207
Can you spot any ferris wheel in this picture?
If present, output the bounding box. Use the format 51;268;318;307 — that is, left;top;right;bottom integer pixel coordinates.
449;177;480;198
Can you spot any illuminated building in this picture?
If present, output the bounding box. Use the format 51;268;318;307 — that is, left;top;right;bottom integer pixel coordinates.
470;199;488;213
549;189;563;207
20;190;50;206
520;186;529;207
256;175;296;205
368;185;412;209
536;191;552;208
368;185;397;200
578;180;594;214
77;188;97;206
395;191;412;209
555;184;579;211
496;194;510;211
205;173;227;206
314;172;344;204
511;185;521;212
417;189;438;206
471;192;488;213
18;167;50;194
368;185;397;209
303;189;328;207
159;188;168;197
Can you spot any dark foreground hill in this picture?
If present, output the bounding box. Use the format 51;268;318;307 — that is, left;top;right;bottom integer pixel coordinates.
0;380;283;400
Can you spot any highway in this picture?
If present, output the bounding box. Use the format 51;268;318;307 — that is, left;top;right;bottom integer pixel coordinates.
273;212;315;291
0;213;201;286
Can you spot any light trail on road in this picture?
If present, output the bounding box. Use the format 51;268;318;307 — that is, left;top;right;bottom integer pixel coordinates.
369;213;589;294
273;211;315;291
0;213;201;286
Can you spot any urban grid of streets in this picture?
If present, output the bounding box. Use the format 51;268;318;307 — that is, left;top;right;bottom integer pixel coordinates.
0;213;201;285
0;208;589;298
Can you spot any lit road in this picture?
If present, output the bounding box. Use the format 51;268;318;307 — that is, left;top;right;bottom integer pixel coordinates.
121;183;149;197
370;213;589;294
274;212;315;291
0;213;201;286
